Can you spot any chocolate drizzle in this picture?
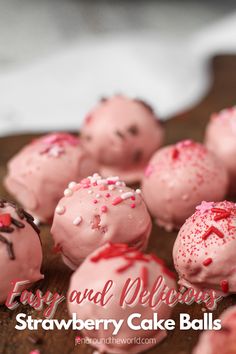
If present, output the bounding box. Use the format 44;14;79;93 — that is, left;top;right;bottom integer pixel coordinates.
115;130;125;139
134;98;154;114
0;198;41;260
0;234;15;260
127;125;139;136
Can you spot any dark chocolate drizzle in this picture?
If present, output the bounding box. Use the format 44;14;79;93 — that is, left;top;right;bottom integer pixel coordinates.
115;130;125;139
127;125;139;136
134;98;154;114
0;234;15;260
0;198;41;260
100;96;108;103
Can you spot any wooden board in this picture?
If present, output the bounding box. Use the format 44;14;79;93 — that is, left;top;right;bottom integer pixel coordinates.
0;55;236;354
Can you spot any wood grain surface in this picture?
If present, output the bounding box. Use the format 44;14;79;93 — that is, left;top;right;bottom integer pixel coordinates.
0;55;236;354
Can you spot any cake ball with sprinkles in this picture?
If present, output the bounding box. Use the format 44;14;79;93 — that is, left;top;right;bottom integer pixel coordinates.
0;199;43;303
142;140;228;231
80;95;164;183
205;106;236;194
193;305;236;354
173;200;236;295
68;243;176;354
4;133;98;223
51;174;152;269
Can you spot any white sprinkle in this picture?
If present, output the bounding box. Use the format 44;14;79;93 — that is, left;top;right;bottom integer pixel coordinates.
97;179;108;185
107;176;119;182
135;189;141;194
116;181;122;186
93;173;100;178
73;216;82;226
96;194;101;198
119;189;123;193
88;190;93;194
64;188;73;197
121;192;134;200
68;181;77;189
56;206;65;215
108;185;115;191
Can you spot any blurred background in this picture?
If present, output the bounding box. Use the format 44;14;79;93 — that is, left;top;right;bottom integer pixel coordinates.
0;0;236;135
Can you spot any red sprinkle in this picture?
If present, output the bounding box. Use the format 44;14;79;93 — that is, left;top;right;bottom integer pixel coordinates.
116;261;133;273
0;213;11;227
141;266;148;288
130;203;136;209
112;197;123;206
212;208;231;221
172;148;179;160
203;258;213;266
220;280;229;293
101;205;108;213
93;199;98;204
105;193;111;198
202;226;224;240
131;196;136;201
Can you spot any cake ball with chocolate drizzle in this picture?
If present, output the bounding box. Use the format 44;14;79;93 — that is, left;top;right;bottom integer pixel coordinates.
173;200;236;295
4;133;98;223
0;199;43;303
68;243;176;354
51;174;152;269
193;305;236;354
80;95;164;183
142;140;228;231
205;106;236;195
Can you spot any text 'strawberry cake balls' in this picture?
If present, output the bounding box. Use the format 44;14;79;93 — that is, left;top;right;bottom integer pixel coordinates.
142;140;228;231
68;243;176;354
0;199;43;303
51;174;152;269
80;95;164;183
173;200;236;295
205;106;236;194
4;133;98;223
193;305;236;354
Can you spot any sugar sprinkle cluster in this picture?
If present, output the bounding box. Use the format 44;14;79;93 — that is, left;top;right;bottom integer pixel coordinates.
55;174;142;231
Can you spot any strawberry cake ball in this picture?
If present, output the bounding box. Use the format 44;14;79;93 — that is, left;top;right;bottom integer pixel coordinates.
4;133;98;223
173;200;236;295
205;106;236;194
0;199;43;303
80;95;164;183
193;305;236;354
51;174;152;269
68;243;176;354
142;140;228;231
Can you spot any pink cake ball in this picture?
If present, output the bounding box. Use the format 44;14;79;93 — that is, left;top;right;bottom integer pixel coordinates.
51;174;152;269
205;106;236;194
4;133;98;223
0;199;43;303
80;95;164;183
68;243;176;354
193;305;236;354
142;140;229;231
173;200;236;295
